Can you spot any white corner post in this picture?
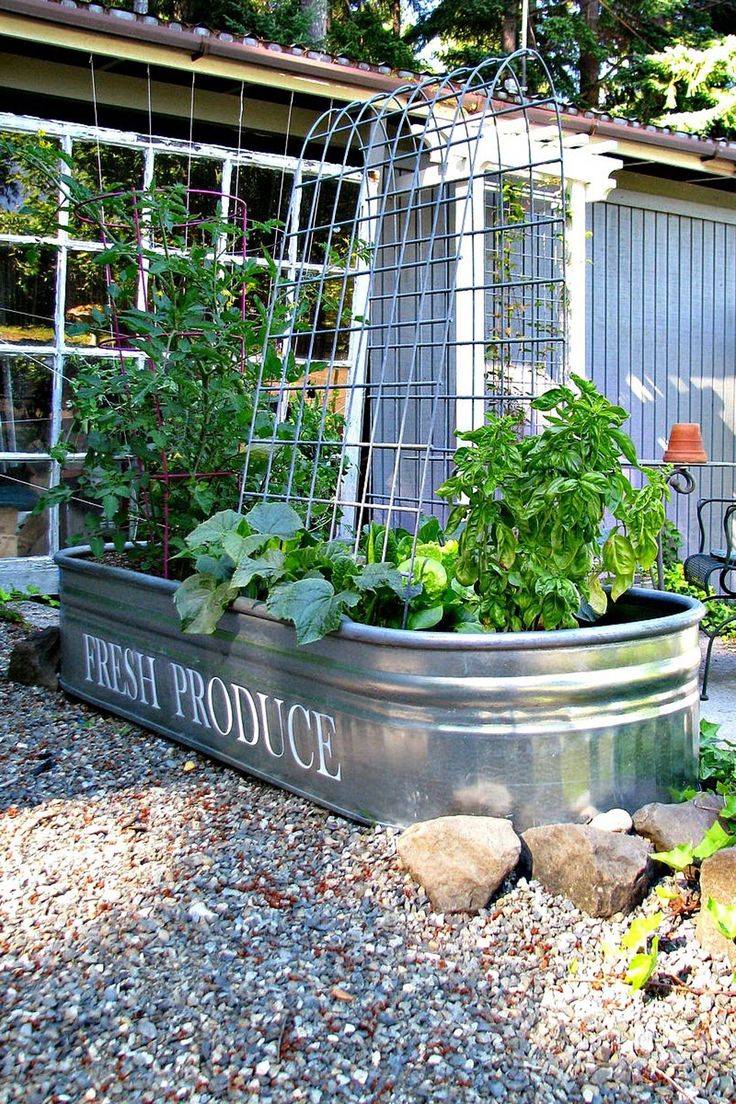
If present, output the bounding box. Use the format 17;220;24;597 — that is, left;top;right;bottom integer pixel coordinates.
454;174;487;434
566;178;588;379
562;136;623;379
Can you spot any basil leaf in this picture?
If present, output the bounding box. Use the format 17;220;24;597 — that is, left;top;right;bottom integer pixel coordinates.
602;533;636;601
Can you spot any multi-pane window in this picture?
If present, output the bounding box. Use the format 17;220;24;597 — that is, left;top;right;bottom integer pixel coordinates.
0;113;357;582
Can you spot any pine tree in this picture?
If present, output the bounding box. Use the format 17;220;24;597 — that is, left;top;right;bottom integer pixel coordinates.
408;0;726;111
644;35;736;135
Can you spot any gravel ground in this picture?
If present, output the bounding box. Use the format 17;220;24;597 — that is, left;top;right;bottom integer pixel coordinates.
1;614;735;1104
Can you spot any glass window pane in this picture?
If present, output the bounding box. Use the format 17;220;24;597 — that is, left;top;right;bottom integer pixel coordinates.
297;176;360;263
0;460;49;557
240;262;274;325
0;353;53;452
68;142;145;242
151;155;222;245
58;463;98;549
292;275;354;359
0;132;60;237
232;164;292;255
0;244;56;345
64;251;135;346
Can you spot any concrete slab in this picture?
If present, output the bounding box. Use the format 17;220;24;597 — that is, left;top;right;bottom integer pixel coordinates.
699;637;736;733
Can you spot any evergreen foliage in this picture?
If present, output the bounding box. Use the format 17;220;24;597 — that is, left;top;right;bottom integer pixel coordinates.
114;0;736;135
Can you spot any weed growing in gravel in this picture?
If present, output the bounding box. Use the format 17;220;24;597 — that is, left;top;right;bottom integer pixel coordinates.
619;912;663;991
652;793;736;873
0;584;58;626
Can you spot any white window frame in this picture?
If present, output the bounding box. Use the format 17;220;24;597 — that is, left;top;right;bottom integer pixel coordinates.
0;111;358;590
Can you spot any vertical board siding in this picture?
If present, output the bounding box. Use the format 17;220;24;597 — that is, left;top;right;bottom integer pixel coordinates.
587;192;736;558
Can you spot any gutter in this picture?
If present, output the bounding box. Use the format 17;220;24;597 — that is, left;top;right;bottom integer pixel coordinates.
2;0;735;173
0;0;415;99
527;105;736;171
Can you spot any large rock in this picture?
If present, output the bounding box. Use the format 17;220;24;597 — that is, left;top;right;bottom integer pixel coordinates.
696;848;736;965
7;627;60;690
396;816;521;913
633;793;724;852
522;824;653;918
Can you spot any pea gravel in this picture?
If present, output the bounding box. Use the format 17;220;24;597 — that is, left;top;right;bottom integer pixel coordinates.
1;615;734;1104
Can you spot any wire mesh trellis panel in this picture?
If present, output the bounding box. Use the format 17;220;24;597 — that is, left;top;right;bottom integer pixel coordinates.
241;50;567;560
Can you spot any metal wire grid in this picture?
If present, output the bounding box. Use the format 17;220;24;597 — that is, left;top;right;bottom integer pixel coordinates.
239;50;567;555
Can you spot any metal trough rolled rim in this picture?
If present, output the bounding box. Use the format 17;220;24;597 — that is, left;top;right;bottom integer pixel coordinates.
55;545;704;652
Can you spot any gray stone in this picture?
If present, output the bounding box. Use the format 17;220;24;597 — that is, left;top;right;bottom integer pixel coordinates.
396;815;521;913
7;627;60;690
633;793;724;851
696;848;736;965
522;824;653;917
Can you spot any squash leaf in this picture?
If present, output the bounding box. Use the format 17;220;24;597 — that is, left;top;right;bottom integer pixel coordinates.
266;578;359;645
185;509;243;549
231;549;286;590
174;574;234;634
244;501;303;540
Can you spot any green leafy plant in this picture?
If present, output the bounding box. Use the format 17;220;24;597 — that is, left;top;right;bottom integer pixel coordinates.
652;795;736;871
0;137;347;579
175;503;420;644
651;843;698;873
42;185;345;576
705;897;736;941
619;912;663;992
178;377;672;642
436;375;668;631
620;911;664;951
663;565;736;642
0;584;59;626
624;936;660;992
699;719;736;795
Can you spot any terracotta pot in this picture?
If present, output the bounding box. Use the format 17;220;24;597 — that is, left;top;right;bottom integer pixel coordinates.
663;423;708;465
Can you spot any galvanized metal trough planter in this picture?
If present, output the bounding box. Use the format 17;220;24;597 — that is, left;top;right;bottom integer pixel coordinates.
56;546;704;830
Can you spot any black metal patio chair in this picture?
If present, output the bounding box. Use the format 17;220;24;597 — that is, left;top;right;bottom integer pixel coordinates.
684;498;736;700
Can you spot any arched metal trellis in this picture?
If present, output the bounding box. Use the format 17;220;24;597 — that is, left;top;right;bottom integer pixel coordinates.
240;50;567;559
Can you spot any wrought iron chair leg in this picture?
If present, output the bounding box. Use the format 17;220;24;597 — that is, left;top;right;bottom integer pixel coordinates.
701;635;716;701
